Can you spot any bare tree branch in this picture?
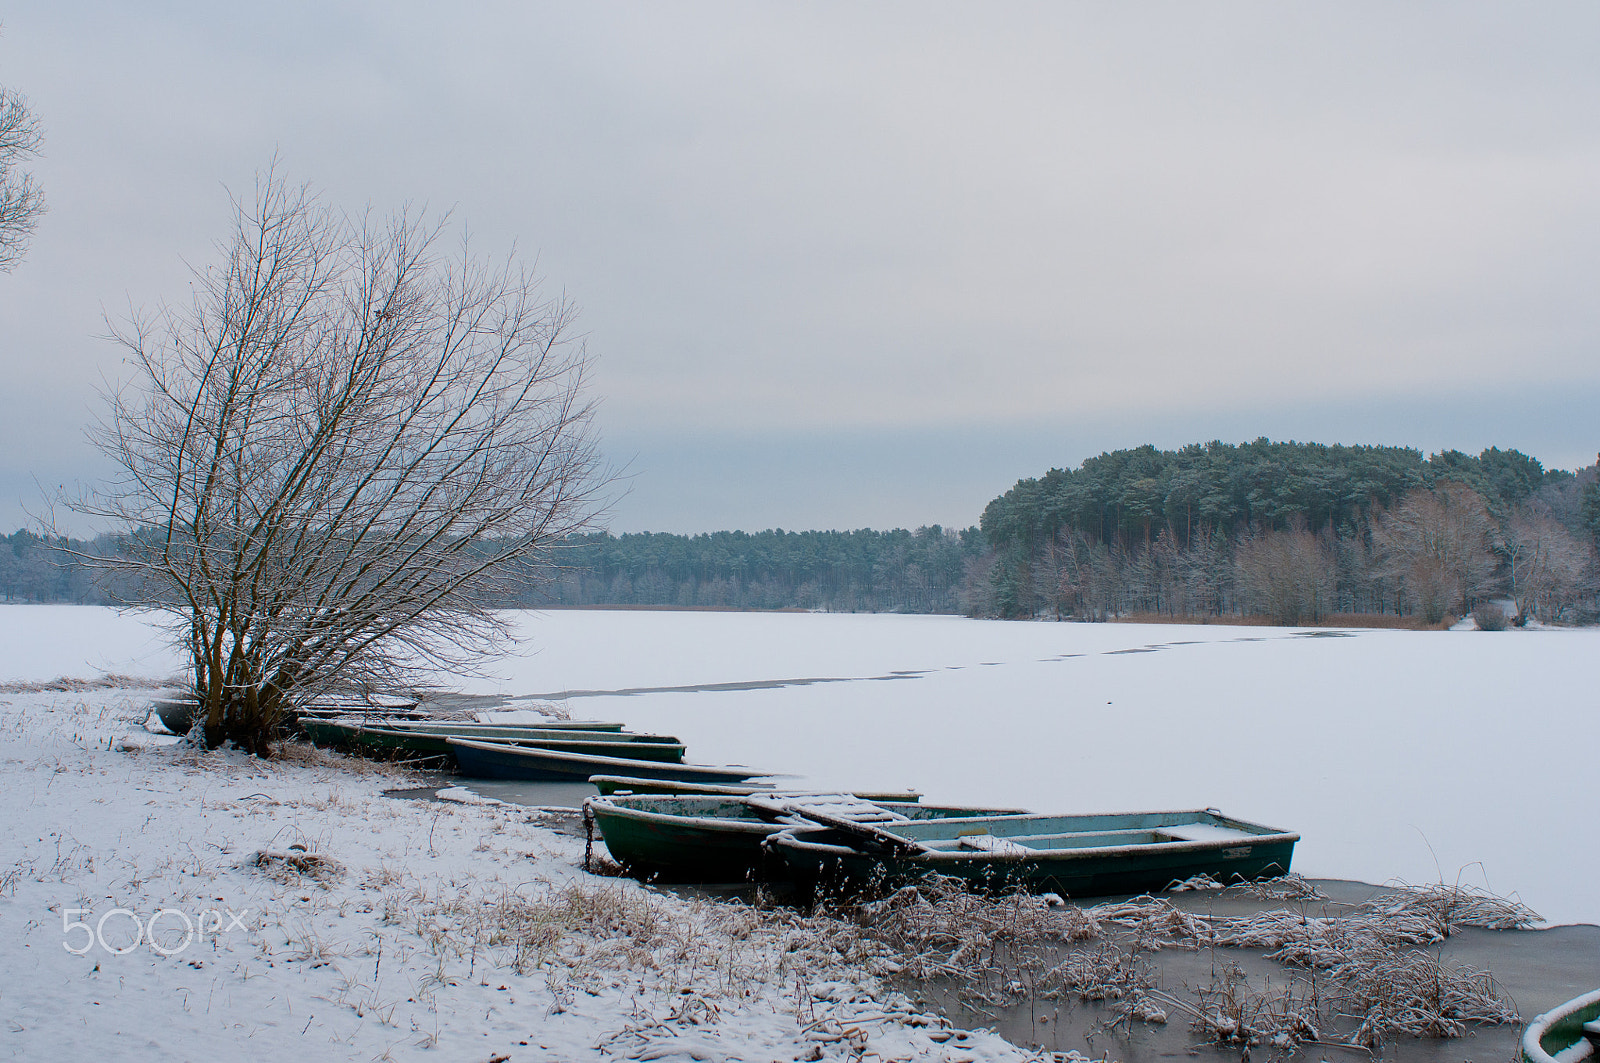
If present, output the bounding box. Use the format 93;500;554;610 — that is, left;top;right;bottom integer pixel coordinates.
0;83;45;271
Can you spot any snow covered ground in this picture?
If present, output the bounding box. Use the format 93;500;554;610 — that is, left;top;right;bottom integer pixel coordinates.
0;683;1035;1062
0;605;1594;1061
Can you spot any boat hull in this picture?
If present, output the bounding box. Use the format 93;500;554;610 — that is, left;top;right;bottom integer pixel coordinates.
448;737;767;783
1521;988;1600;1063
588;775;923;803
153;696;422;735
300;720;686;763
384;719;627;734
586;795;1025;882
766;809;1298;898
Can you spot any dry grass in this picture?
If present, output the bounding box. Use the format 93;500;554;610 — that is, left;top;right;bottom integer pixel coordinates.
826;876;1532;1053
269;738;422;781
252;847;347;888
846;878;1099;982
1109;612;1454;630
0;673;184;694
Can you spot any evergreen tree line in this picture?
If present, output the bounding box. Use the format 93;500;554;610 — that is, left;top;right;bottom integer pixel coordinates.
974;440;1600;625
0;525;987;615
7;440;1599;624
509;527;985;612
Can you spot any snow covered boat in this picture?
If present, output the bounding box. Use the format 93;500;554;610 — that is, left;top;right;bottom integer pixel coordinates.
380;718;626;734
585;793;1025;882
588;775;922;802
152;694;423;735
763;807;1298;898
447;736;770;783
300;719;686;763
1521;988;1600;1063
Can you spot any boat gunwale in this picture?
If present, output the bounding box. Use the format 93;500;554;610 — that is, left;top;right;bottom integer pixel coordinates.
833;807;1295;837
445;736;767;779
1522;988;1600;1063
766;807;1300;865
379;719;629;734
583;795;951;838
585;798;792;839
304;719;685;751
588;775;779;797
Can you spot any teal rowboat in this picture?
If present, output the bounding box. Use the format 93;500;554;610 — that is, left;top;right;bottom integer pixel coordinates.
589;775;923;803
299;719;686;763
1522;988;1600;1063
382;719;626;734
763;807;1298;898
153;695;422;735
585;793;1026;882
448;737;770;783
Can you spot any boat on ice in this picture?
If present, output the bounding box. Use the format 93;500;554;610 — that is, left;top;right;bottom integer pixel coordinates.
153;693;423;735
1521;988;1600;1063
379;718;627;734
299;718;686;763
762;807;1298;898
588;774;922;803
447;736;771;784
585;792;1026;882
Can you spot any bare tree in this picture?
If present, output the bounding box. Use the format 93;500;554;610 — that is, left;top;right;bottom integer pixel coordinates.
1233;522;1335;625
0;83;45;270
74;171;607;753
1371;482;1497;623
1502;509;1593;624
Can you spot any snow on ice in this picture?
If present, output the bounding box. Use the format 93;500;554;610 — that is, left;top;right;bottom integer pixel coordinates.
0;604;1595;1060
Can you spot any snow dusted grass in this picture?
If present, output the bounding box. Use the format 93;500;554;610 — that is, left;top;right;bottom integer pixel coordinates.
0;686;1041;1061
820;874;1530;1054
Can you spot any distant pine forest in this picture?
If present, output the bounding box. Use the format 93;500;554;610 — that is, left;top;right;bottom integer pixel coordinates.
6;440;1599;626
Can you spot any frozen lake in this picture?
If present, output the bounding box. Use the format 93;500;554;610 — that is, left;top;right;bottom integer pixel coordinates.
3;604;1594;925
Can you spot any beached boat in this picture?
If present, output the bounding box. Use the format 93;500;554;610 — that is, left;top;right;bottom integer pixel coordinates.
383;719;627;734
448;737;769;783
1521;988;1600;1063
152;694;422;735
588;774;922;803
299;719;686;763
586;793;1024;882
763;807;1298;898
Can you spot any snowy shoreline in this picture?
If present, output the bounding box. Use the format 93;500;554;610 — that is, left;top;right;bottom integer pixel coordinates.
0;686;1040;1061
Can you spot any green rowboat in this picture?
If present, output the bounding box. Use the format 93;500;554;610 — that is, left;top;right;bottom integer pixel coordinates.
588;775;923;803
300;719;686;763
585;793;1025;882
383;719;627;734
763;807;1298;898
1522;988;1600;1063
448;737;768;783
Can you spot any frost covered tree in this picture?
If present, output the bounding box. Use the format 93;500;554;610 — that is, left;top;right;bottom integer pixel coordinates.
1502;510;1591;624
1371;482;1496;623
76;170;607;753
1233;523;1335;625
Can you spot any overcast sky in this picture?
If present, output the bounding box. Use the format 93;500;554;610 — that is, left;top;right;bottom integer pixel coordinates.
3;3;1599;535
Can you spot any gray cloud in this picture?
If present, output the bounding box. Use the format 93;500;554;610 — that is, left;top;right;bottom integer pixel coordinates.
3;2;1598;533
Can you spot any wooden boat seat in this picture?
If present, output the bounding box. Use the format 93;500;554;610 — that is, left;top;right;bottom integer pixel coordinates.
1156;823;1261;843
748;794;913;824
956;834;1034;854
927;823;1258;853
